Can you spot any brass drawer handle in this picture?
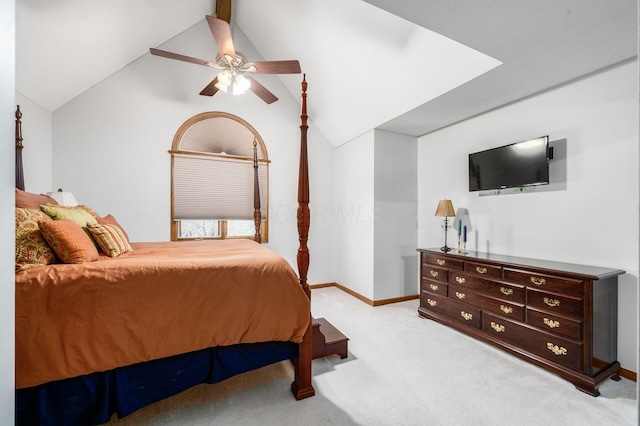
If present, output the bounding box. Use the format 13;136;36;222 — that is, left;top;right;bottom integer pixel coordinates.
543;297;560;308
460;311;473;321
500;287;513;296
543;318;560;329
427;298;437;307
476;266;488;274
437;259;445;266
430;284;439;291
430;270;439;278
547;342;567;356
455;276;466;284
531;277;546;286
500;305;513;314
455;291;465;300
490;322;505;333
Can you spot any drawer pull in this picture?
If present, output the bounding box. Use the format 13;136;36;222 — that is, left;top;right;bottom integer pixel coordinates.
490;322;505;333
547;342;567;356
500;287;513;296
543;318;560;329
430;270;439;278
437;259;445;266
500;305;513;314
460;311;473;321
531;277;546;286
455;291;465;300
430;284;439;292
455;276;466;284
543;297;560;308
427;298;437;307
476;267;488;274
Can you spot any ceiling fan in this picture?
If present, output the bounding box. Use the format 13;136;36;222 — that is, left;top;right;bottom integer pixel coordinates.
150;15;301;104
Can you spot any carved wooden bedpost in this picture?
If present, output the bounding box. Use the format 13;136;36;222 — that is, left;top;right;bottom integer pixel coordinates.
15;105;25;190
291;75;315;400
253;138;262;243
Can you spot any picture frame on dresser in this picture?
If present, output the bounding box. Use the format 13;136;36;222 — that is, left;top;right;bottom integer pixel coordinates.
417;248;624;396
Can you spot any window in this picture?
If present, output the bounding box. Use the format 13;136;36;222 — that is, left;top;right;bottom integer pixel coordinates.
170;112;269;242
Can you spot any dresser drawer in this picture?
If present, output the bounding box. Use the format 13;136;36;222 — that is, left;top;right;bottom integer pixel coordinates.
504;268;583;297
420;278;448;296
464;261;502;278
448;272;525;304
420;291;481;329
527;308;582;340
449;284;524;322
527;289;582;320
422;264;448;282
422;253;464;270
483;312;583;370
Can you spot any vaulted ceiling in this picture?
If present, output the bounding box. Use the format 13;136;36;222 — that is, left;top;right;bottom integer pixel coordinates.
15;0;638;147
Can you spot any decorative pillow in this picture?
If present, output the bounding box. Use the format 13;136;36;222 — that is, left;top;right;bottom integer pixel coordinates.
15;208;57;271
39;219;99;264
97;214;130;242
16;188;58;209
43;203;100;219
86;222;133;257
40;204;98;228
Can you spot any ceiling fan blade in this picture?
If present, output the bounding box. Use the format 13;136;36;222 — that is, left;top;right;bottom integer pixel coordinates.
243;60;301;74
199;76;220;97
206;15;236;62
150;48;217;67
246;76;278;104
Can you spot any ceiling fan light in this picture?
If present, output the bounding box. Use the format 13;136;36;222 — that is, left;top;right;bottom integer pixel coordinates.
232;74;251;95
214;81;228;93
217;69;233;86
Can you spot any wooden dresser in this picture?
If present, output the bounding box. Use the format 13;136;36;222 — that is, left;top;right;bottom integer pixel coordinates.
417;248;624;396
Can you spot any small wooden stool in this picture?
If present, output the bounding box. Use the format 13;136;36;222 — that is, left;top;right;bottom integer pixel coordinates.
312;317;349;359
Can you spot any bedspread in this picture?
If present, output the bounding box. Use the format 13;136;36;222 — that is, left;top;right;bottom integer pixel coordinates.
15;239;310;389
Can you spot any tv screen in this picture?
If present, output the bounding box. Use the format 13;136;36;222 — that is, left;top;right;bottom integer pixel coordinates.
469;136;550;192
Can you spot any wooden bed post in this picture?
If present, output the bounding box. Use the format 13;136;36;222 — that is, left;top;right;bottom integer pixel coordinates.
15;105;25;190
291;75;315;400
252;138;262;243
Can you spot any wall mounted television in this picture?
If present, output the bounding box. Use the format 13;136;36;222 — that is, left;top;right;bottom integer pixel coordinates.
469;135;551;192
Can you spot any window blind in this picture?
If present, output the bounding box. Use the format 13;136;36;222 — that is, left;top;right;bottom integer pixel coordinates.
173;152;268;220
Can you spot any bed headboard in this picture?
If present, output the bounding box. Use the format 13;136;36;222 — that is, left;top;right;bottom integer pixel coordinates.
15;105;25;190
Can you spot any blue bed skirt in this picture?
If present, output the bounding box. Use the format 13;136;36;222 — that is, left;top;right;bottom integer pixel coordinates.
16;341;298;426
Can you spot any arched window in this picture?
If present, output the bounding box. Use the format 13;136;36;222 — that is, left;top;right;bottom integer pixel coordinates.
170;112;269;242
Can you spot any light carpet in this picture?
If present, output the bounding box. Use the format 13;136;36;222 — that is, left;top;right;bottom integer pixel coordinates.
109;286;638;425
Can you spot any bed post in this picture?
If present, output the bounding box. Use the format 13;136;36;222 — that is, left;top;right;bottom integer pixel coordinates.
291;75;315;400
252;138;262;243
15;105;25;190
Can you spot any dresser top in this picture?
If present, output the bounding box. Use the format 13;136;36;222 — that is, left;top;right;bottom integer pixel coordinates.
417;248;625;280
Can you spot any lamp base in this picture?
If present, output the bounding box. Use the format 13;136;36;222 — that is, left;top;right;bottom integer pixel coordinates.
440;246;451;253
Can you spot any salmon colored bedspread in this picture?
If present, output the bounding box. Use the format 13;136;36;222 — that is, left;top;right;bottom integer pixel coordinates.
15;239;310;389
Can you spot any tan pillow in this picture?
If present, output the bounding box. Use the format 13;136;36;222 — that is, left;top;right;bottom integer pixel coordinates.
86;223;133;257
97;214;130;242
40;204;98;228
15;188;58;209
39;219;99;264
15;208;58;271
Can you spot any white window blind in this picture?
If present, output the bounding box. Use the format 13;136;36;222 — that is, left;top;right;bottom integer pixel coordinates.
172;152;268;220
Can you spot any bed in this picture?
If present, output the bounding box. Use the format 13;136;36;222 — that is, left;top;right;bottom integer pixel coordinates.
14;78;315;425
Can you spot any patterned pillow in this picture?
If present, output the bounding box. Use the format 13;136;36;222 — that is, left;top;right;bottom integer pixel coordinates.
40;204;99;229
39;219;99;264
15;208;58;271
86;223;133;257
97;214;130;242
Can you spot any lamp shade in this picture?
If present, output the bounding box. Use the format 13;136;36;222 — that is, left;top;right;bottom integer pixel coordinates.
47;191;78;207
435;199;455;217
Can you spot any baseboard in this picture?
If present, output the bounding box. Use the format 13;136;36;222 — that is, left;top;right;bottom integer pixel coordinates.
310;282;418;306
619;367;637;382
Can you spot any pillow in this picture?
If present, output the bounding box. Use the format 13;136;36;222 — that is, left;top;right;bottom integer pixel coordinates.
86;222;133;257
15;208;57;271
97;214;130;241
40;204;98;228
43;203;100;219
39;219;99;264
16;188;58;209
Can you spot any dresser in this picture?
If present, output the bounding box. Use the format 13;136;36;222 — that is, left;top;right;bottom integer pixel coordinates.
417;248;624;396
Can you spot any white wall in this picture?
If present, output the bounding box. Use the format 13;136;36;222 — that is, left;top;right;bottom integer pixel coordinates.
15;93;52;193
0;0;15;422
335;130;375;300
50;20;335;284
418;60;639;373
374;130;417;300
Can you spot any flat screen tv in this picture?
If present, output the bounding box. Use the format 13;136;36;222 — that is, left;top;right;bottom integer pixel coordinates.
469;135;550;192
